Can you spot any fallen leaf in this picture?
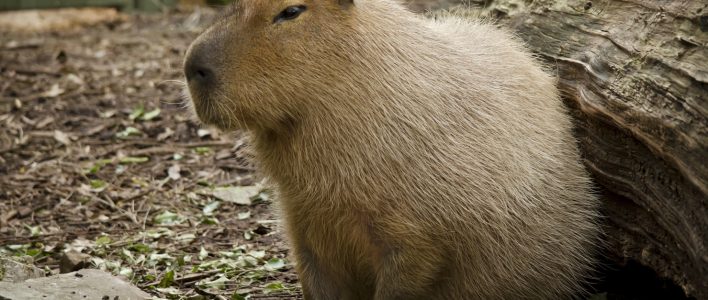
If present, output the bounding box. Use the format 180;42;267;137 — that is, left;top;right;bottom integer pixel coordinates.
116;126;142;139
53;130;71;145
176;233;196;244
237;211;250;220
42;84;65;97
129;105;144;120
100;110;117;118
25;225;41;237
35;116;54;128
157;127;174;141
66;73;84;85
168;164;181;180
155;287;182;296
197;129;211;138
198;275;229;290
199;247;209;260
119;156;149;164
207;186;260;205
154;211;186;226
67;238;95;253
95;235;112;246
194;147;211;155
264;258;286;271
202;201;220;216
141;108;161;121
158;270;175;288
118;267;134;278
89;179;107;192
263;282;285;294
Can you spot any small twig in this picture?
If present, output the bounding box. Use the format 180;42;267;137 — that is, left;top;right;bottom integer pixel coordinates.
140;205;152;245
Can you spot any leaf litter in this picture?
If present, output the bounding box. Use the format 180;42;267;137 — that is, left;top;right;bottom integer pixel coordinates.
0;8;300;300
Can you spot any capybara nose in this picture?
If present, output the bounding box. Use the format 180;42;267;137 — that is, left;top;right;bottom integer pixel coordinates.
184;57;215;86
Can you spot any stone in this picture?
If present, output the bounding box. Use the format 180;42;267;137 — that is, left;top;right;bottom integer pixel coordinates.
0;269;150;300
0;256;44;283
59;250;91;273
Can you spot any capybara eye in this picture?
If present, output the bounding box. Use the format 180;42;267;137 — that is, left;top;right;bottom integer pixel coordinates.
274;5;307;24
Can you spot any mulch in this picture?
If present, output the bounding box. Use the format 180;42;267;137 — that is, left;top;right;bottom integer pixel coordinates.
0;8;301;299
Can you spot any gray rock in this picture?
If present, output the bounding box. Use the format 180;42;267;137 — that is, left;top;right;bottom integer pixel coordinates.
59;250;91;273
0;269;150;300
0;257;44;283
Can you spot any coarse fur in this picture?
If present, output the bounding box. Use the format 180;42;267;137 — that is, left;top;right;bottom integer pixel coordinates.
184;0;600;299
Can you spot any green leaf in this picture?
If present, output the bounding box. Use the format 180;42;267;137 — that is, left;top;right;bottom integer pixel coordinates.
199;247;209;261
86;165;101;174
143;228;174;239
198;275;229;290
200;216;219;225
118;267;134;278
115;165;126;174
202;201;220;216
194;147;211;155
154;211;186;226
115;126;142;139
119;156;149;164
250;191;272;204
140;108;161;121
263;282;285;294
243;270;266;280
121;248;136;263
148;253;175;266
142;273;156;282
25;225;41;237
129;105;145;121
95;235;112;246
25;248;42;256
85;159;112;174
237;211;250;220
264;258;286;271
128;243;152;253
176;233;196;244
231;292;247;300
107;260;122;271
90;179;107;189
155;286;182;296
237;255;259;268
247;250;266;259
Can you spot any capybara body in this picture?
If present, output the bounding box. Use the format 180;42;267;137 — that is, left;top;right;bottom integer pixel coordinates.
184;0;600;299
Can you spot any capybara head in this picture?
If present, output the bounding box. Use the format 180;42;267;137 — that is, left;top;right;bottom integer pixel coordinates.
184;0;359;132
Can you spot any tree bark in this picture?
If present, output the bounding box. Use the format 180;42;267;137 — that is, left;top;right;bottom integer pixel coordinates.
437;0;707;298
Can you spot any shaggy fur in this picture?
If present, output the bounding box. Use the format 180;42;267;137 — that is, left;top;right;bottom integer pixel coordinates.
184;0;600;299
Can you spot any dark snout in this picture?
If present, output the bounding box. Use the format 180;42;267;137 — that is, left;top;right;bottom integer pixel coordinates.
184;41;217;88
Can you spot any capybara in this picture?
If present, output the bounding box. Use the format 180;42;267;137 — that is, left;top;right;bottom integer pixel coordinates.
184;0;600;298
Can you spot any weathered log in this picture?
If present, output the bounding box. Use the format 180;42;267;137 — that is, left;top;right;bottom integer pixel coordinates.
416;0;707;298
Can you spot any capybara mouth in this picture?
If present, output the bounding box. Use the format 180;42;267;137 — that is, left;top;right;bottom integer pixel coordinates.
184;87;220;127
186;88;247;131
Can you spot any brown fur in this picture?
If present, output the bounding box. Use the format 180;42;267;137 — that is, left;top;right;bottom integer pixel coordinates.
184;0;600;299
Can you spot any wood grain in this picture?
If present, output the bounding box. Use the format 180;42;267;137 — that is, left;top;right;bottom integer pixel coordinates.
461;0;707;298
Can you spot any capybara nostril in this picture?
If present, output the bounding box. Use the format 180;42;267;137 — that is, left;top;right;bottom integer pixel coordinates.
184;59;215;85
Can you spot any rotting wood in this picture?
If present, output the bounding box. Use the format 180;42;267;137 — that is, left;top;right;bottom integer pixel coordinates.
453;0;707;298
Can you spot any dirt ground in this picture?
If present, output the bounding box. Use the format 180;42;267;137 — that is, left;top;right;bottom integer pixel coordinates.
0;8;300;299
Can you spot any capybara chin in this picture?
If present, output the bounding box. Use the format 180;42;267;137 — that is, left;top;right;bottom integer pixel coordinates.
183;0;600;299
